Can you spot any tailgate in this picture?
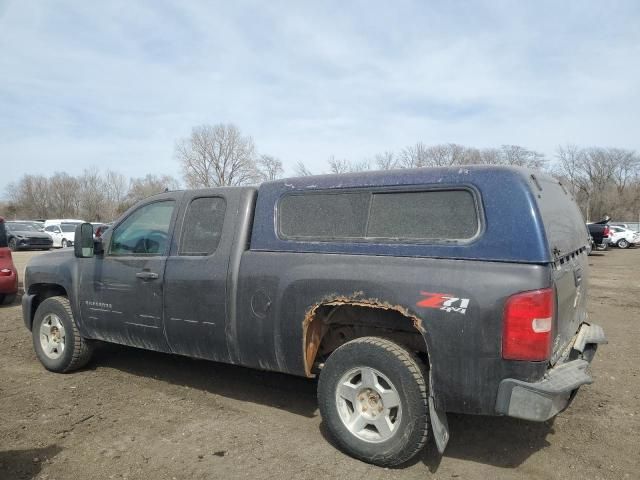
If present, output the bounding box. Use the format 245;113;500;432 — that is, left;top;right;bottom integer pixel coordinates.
549;249;589;365
530;175;590;365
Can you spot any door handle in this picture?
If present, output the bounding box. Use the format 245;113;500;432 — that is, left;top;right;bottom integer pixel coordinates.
136;271;159;280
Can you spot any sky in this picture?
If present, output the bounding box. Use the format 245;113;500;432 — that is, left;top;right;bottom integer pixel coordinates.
1;0;639;197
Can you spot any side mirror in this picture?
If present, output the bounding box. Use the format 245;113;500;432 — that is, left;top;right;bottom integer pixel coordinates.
74;223;95;258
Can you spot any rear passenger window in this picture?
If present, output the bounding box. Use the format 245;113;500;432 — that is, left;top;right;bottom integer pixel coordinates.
278;189;479;242
278;192;369;239
179;197;226;256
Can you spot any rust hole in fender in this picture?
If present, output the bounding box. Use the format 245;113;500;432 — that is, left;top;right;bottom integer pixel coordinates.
302;294;426;377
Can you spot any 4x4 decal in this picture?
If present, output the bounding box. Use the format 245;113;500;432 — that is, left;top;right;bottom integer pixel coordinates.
417;291;470;315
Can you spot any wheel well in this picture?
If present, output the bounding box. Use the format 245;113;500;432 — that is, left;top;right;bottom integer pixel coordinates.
303;301;429;377
27;283;68;329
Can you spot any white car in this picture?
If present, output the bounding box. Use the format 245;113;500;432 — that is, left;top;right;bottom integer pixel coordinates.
608;226;640;249
43;220;84;248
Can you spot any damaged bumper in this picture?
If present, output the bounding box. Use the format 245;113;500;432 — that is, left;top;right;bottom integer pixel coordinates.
495;323;607;421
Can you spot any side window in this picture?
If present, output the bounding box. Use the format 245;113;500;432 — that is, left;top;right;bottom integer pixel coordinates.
367;190;478;240
44;226;53;232
110;201;175;256
179;197;226;256
278;189;479;242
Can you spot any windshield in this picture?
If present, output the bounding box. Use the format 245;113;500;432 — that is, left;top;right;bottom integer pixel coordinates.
61;223;79;233
8;222;38;232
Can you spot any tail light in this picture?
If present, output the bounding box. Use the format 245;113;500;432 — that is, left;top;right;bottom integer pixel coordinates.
603;226;610;237
502;288;554;361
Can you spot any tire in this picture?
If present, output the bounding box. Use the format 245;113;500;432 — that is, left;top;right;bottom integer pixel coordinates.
0;293;16;305
61;239;68;248
8;238;18;251
617;239;630;249
32;296;94;373
317;337;429;467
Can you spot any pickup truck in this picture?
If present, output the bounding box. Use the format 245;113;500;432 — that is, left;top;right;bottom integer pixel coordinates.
587;223;611;250
21;166;606;467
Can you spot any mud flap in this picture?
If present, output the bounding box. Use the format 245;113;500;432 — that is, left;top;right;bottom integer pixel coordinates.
428;395;449;454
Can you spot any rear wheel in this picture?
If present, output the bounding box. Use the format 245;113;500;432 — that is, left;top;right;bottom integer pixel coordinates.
61;239;68;248
8;238;18;251
32;296;94;373
617;239;630;249
318;337;429;467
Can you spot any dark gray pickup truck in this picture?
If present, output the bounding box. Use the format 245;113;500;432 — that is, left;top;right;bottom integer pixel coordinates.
22;166;606;467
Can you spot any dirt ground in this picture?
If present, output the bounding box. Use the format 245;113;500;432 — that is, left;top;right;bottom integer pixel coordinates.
1;249;638;480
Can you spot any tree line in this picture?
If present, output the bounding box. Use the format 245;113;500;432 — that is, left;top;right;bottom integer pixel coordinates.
3;123;639;222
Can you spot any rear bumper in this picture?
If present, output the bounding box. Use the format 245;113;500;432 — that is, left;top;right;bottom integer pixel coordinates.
495;323;607;421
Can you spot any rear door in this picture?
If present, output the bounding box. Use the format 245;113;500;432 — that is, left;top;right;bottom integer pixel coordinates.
163;191;232;362
532;175;589;364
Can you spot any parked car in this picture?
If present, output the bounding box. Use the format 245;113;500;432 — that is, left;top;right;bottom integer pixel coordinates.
5;221;54;251
43;219;84;248
0;218;19;305
608;226;639;249
587;223;611;250
11;220;45;232
22;166;606;467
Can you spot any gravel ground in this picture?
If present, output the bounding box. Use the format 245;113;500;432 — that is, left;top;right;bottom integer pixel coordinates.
1;249;639;480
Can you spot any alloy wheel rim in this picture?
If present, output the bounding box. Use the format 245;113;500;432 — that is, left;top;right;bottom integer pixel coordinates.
335;366;402;443
39;314;66;359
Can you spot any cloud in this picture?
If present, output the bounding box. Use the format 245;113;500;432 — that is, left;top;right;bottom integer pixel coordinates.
1;0;639;195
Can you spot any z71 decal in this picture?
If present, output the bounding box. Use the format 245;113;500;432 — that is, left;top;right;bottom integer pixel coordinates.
416;291;470;315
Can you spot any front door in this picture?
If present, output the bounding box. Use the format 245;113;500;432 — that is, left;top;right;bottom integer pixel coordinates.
78;197;179;351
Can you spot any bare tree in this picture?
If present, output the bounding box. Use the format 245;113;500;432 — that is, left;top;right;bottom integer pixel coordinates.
256;155;284;182
6;175;50;218
48;172;79;217
498;145;547;169
375;151;399;170
399;142;430;168
125;174;180;206
294;161;314;176
78;167;107;221
609;148;639;194
328;156;351;174
104;170;128;217
175;124;259;188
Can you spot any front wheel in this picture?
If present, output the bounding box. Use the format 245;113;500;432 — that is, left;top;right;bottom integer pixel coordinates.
61;239;68;248
8;238;18;251
317;337;429;467
617;239;630;249
32;296;94;373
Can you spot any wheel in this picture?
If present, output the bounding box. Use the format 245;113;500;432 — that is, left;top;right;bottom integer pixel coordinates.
617;239;630;249
61;239;68;248
8;238;18;251
0;293;16;305
32;296;94;373
317;337;429;467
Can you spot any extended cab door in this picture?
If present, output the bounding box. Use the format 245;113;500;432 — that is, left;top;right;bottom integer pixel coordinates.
78;196;180;351
163;192;232;362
